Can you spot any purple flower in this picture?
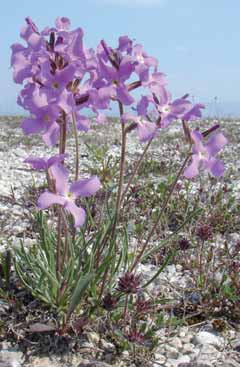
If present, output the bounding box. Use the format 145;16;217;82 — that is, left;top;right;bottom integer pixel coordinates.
11;44;32;84
21;105;60;146
132;44;158;82
142;72;167;95
184;130;228;179
37;164;101;227
96;40;135;106
55;17;71;31
118;36;133;54
182;103;205;121
24;154;68;170
153;87;192;127
122;113;157;142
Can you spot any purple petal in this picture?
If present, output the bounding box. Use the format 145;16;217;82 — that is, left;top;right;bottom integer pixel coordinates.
135;64;149;82
158;86;171;105
137;120;157;142
183;103;205;121
24;157;47;170
49;164;69;195
207;157;225;177
206;132;228;156
21;117;45;135
98;85;116;102
68;28;85;59
42;121;60;146
191;130;205;154
95;112;108;124
55;17;71;30
171;98;191;115
161;113;176;128
70;176;101;198
58;89;75;114
65;202;86;227
37;192;66;209
117;85;134;105
118;36;132;53
137;96;149;116
184;155;201;179
47;154;68;167
76;115;90;132
119;57;134;81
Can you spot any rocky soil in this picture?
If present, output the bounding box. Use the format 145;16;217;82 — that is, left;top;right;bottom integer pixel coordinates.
0;116;240;367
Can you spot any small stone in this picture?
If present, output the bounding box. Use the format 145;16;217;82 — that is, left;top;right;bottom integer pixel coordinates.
193;331;223;349
176;355;191;365
100;339;115;352
223;359;240;367
0;349;23;367
78;361;112;367
169;337;183;350
200;344;220;355
29;357;59;367
165;345;179;359
176;264;183;272
154;353;166;364
182;343;195;354
195;359;213;367
87;332;100;345
183;334;194;344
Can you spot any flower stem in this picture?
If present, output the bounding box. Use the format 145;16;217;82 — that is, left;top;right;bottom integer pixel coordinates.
120;137;153;204
111;101;126;239
56;212;62;282
130;153;191;271
56;113;67;299
72;112;79;181
60;208;70;271
123;294;129;334
60;112;67;155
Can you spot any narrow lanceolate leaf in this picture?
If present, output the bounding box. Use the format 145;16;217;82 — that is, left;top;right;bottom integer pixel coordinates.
66;273;94;320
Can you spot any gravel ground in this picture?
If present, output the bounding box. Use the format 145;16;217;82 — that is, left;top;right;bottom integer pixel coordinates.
0;116;240;367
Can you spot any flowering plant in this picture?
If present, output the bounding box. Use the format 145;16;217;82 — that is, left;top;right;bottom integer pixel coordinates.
11;16;228;329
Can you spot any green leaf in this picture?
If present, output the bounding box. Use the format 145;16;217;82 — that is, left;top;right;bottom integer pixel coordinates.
66;272;94;320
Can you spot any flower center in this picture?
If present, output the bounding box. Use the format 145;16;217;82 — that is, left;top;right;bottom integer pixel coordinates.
66;192;73;199
198;151;207;160
52;81;60;89
161;105;171;114
136;54;145;64
44;114;50;122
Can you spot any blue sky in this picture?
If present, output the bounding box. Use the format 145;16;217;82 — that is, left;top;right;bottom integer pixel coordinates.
0;0;239;116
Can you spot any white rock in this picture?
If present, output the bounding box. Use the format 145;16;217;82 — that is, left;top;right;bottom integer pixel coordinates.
154;353;166;364
169;337;182;350
87;331;100;345
193;331;224;349
176;355;191;365
182;334;194;344
100;339;115;352
165;345;179;359
182;343;195;354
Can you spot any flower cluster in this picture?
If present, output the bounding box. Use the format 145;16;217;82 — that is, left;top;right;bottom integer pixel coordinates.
11;16;206;145
11;17;228;226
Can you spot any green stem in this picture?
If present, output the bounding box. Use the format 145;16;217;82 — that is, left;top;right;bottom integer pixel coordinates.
120;137;153;204
56;113;67;300
56;212;62;284
72;112;79;181
123;294;129;334
60;208;70;271
111;101;126;240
